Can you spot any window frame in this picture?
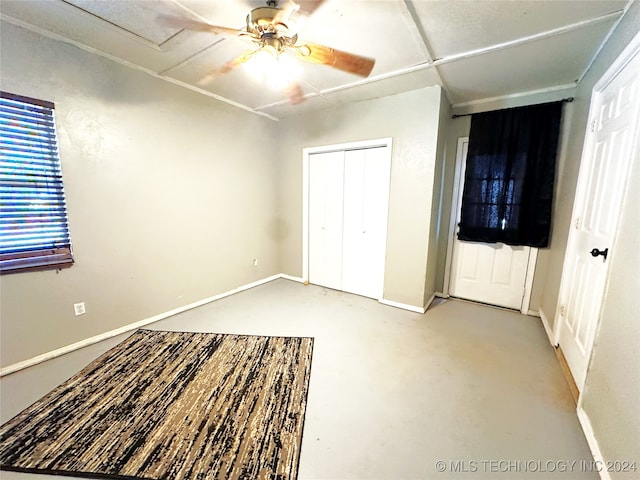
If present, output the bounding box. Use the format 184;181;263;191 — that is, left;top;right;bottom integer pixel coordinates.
0;91;74;275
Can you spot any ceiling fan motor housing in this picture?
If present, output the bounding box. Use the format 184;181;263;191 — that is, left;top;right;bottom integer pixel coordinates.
247;6;298;51
247;7;279;30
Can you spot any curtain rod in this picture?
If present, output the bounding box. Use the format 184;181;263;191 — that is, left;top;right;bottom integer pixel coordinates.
451;97;574;119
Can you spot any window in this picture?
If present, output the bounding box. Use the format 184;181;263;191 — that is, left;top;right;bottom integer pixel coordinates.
0;91;74;274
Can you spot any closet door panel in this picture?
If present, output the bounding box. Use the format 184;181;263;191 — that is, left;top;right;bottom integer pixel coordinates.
342;147;391;299
362;147;391;298
341;149;366;296
308;151;344;290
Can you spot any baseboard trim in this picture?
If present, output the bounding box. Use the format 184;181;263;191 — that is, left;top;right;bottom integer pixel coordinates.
577;407;611;480
555;346;580;405
539;308;557;346
378;298;426;314
279;273;304;283
423;292;437;311
0;274;287;377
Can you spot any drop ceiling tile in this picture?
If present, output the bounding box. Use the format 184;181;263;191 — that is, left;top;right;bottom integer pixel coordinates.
292;0;431;93
176;67;288;110
255;94;335;119
192;69;298;110
0;0;228;73
412;0;626;58
174;0;253;29
1;0;181;50
162;37;288;108
325;68;443;106
296;61;373;92
1;0;629;117
296;0;429;74
211;77;290;109
162;36;253;80
438;20;615;105
64;0;181;45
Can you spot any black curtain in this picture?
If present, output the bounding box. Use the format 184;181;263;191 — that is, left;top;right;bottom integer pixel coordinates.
458;101;563;248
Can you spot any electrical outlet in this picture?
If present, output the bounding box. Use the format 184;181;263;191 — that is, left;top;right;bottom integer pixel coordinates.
74;302;86;316
253;259;258;267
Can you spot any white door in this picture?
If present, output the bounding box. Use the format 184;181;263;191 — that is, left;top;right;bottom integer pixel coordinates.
448;138;533;311
341;148;391;298
306;140;392;300
308;151;344;291
556;42;640;391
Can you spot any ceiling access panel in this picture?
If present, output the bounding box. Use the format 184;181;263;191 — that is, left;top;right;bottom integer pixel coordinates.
0;0;233;74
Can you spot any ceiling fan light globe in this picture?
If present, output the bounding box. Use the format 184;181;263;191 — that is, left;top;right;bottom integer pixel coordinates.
242;47;279;83
267;52;303;90
243;47;303;90
279;52;303;78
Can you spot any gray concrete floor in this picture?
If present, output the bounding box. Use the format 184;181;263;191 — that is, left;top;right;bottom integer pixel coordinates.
0;279;597;479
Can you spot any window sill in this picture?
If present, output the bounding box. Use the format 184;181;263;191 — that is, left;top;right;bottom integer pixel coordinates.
0;250;74;275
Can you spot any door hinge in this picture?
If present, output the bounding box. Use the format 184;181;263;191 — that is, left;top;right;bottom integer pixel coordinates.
590;119;597;133
575;217;580;229
560;304;567;317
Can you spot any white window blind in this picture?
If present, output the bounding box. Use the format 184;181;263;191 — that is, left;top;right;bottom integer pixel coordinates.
0;91;74;274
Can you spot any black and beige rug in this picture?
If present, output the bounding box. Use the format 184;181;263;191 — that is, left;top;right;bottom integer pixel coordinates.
0;329;314;480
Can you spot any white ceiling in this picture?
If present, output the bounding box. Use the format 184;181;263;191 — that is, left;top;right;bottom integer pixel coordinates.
0;0;631;119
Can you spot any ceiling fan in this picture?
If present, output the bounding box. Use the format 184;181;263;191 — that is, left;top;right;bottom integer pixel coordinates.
160;0;376;104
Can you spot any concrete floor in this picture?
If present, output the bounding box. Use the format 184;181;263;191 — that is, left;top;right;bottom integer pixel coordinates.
0;278;597;479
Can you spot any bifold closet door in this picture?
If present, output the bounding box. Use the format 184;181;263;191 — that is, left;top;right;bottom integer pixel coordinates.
308;146;391;299
308;151;344;291
341;148;390;298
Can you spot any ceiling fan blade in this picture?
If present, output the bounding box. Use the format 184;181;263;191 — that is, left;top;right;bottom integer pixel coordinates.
272;0;326;28
272;1;298;26
284;82;305;104
294;42;375;77
197;49;258;84
296;0;326;16
157;14;243;37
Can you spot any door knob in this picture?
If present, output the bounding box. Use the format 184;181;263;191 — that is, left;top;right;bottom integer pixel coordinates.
590;248;608;260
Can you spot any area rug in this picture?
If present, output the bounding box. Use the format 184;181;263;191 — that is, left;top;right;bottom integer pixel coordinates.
0;329;314;480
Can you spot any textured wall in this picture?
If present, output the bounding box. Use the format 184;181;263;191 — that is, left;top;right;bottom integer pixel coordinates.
0;22;280;366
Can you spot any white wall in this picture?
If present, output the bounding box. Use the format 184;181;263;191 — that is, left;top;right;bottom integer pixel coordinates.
0;21;280;366
276;86;445;309
424;92;451;304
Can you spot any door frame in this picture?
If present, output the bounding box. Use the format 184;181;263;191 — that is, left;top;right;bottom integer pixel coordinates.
552;30;640;387
443;137;538;315
302;137;393;296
